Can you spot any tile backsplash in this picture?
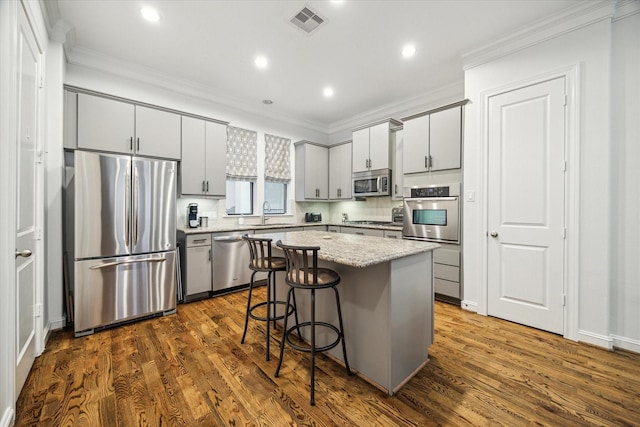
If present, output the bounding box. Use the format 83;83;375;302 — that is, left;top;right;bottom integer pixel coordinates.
176;197;401;227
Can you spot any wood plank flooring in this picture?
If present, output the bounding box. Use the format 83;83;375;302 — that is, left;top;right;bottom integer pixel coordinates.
16;288;640;426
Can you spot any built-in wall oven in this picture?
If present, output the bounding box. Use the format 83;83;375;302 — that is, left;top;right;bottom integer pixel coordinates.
403;183;462;304
403;183;460;244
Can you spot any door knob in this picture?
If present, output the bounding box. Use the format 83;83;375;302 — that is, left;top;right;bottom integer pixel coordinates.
15;249;32;258
490;231;498;238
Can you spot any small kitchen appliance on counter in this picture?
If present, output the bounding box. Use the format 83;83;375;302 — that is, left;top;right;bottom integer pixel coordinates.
188;203;199;228
305;212;322;222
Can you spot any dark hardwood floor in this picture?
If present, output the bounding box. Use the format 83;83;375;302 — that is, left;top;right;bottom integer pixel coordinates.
16;287;640;426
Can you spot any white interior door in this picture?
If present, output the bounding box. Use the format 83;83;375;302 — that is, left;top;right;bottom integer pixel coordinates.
487;77;566;334
14;6;41;395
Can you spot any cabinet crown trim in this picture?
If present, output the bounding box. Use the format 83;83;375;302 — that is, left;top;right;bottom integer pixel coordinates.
401;99;469;122
65;85;230;125
351;118;402;132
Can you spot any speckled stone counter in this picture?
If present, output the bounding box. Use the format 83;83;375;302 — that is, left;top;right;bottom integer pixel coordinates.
256;230;439;268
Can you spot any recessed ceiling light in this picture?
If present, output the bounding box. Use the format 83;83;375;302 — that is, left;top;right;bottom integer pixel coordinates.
323;87;334;98
255;56;268;69
262;99;273;105
402;44;416;58
140;7;161;23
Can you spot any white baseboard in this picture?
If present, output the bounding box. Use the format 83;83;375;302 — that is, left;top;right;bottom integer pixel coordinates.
49;316;66;331
611;334;640;354
577;329;614;350
1;407;14;427
461;299;478;312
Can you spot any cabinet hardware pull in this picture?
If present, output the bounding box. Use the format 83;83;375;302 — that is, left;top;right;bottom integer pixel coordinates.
209;249;211;261
202;181;205;192
193;239;207;243
136;137;140;151
129;137;133;151
206;181;209;192
424;156;428;169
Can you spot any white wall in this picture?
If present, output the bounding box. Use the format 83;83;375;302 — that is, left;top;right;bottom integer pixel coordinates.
44;40;66;335
463;15;621;347
610;9;640;351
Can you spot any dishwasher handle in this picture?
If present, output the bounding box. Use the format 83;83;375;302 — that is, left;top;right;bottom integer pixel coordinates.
213;236;245;242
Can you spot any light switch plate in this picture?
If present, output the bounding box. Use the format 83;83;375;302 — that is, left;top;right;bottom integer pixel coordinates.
466;191;475;202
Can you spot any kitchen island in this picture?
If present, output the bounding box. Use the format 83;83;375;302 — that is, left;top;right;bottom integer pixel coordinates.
259;230;439;395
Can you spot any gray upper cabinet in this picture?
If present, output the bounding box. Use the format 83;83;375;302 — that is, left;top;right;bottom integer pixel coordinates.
77;93;135;154
352;119;400;173
135;105;181;159
329;142;352;200
403;104;462;174
295;141;329;201
76;92;181;159
181;116;227;196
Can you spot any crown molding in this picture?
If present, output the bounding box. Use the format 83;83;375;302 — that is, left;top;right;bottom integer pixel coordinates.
613;0;640;21
327;80;464;135
66;46;331;134
463;0;615;71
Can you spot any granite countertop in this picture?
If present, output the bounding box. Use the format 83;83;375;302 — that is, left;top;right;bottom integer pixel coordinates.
256;230;439;268
178;222;403;235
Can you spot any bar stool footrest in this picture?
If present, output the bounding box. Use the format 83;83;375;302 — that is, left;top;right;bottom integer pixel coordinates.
249;300;295;323
284;321;342;354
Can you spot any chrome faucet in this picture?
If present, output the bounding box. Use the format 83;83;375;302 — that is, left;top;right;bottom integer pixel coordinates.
261;201;271;225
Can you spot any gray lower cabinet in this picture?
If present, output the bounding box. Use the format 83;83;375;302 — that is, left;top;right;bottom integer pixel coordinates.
384;230;402;239
340;226;385;237
433;248;461;300
180;233;212;301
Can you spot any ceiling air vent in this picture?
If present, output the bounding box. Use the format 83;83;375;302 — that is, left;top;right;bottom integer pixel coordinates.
290;6;326;35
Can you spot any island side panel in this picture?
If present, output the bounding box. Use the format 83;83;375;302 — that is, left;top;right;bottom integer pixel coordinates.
390;251;433;391
273;259;394;393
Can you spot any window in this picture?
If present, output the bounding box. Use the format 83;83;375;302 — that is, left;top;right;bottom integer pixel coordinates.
226;180;253;215
226;126;257;215
264;181;287;214
264;133;291;215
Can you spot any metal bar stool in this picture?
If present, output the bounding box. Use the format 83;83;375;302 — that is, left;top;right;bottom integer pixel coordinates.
274;240;351;406
241;234;298;361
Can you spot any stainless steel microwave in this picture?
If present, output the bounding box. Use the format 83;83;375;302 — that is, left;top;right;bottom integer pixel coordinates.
353;169;391;197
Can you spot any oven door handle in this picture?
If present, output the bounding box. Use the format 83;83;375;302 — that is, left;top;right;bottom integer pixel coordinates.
406;196;458;202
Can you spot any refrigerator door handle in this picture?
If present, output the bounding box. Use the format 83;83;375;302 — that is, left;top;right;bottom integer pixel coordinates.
89;258;167;269
132;167;139;247
125;170;131;248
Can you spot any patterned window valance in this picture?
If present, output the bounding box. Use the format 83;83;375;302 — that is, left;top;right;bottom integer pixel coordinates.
226;126;258;180
264;134;291;182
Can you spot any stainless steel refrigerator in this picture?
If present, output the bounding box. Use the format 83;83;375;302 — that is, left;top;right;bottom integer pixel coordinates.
69;150;177;336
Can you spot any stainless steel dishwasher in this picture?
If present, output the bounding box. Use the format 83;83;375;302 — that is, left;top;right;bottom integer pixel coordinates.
212;231;253;294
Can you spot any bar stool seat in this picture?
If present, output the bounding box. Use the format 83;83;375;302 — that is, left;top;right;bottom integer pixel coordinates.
241;234;298;361
274;240;351;406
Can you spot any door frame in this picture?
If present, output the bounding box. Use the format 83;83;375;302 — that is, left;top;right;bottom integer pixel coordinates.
477;65;581;340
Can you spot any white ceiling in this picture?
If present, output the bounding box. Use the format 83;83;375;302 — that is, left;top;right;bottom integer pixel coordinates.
54;0;586;129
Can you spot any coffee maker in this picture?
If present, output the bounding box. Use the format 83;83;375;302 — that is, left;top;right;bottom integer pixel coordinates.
187;203;199;228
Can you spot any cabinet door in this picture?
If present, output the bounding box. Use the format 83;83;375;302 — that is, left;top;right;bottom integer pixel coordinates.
329;143;352;199
352;128;370;173
205;121;227;196
180;116;206;195
368;122;390;170
77;93;134;154
392;130;403;199
314;145;329;199
403;114;430;174
185;245;212;296
135;106;181;159
429;106;461;171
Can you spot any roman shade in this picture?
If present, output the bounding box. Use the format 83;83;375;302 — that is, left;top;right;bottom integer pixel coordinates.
264;134;291;182
226;126;258;180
